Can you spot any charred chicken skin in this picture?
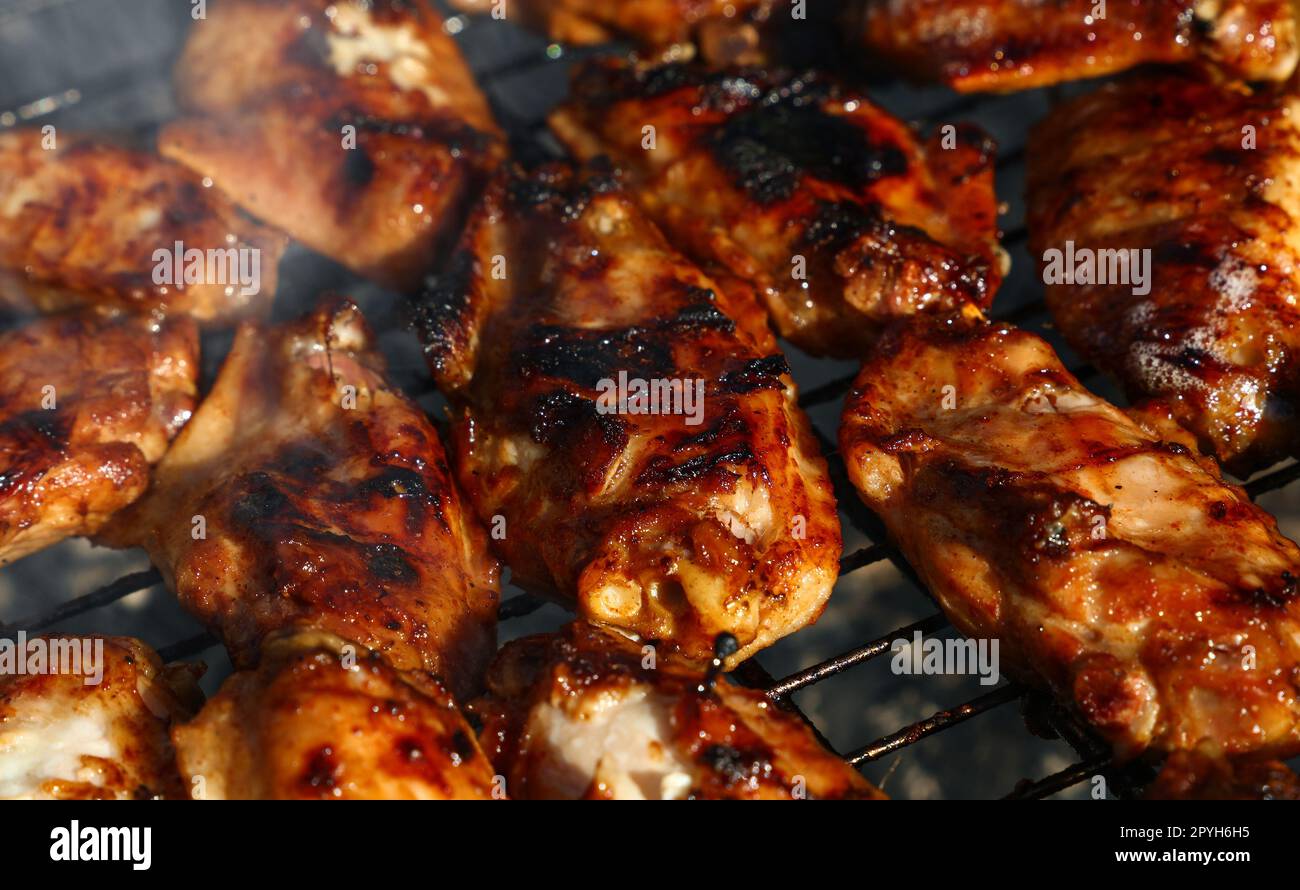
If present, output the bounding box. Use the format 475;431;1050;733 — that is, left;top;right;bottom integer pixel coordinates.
1028;72;1300;476
451;0;787;66
0;311;198;566
172;631;497;799
550;60;1006;357
100;300;499;701
0;131;286;324
840;315;1300;762
855;0;1300;92
161;0;503;291
411;164;841;667
473;622;883;799
0;635;201;799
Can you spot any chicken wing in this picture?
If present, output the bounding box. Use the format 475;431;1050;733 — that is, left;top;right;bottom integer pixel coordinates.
0;311;198;566
160;0;503;291
840;315;1300;761
854;0;1300;92
1028;72;1300;476
0;131;287;324
550;60;1006;357
0;635;201;799
451;0;787;66
172;631;497;799
411;164;840;667
473;622;883;799
99;300;499;701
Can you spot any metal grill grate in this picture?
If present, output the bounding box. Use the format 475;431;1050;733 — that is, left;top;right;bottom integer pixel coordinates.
3;0;1299;799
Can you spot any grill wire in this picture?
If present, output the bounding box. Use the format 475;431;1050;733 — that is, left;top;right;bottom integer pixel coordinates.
2;0;1300;799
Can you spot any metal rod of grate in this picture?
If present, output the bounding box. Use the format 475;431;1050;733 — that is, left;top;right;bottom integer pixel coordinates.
5;7;1300;799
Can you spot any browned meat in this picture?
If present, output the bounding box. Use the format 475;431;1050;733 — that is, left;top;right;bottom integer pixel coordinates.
411;164;841;667
99;300;499;701
0;311;198;565
840;315;1300;762
855;0;1300;92
1145;751;1300;799
473;622;884;799
172;631;497;799
451;0;786;65
161;0;503;291
551;60;1006;357
0;131;286;324
1028;72;1300;476
0;635;201;799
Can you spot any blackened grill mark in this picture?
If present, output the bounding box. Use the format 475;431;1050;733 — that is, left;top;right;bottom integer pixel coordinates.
674;405;749;452
409;250;475;373
504;164;621;220
368;543;417;583
360;465;439;533
231;474;288;526
717;355;789;394
636;446;754;487
529;390;627;452
803;201;877;252
711;93;908;204
515;302;735;386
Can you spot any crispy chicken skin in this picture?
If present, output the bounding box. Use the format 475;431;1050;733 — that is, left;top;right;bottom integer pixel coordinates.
0;131;286;324
1028;73;1300;476
161;0;502;291
550;61;1006;357
0;635;202;799
473;622;883;799
840;316;1300;761
451;0;784;65
172;632;497;799
100;300;499;701
855;0;1300;93
0;311;198;566
411;164;840;667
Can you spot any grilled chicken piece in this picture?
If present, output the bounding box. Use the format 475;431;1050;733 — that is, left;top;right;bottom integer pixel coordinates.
840;316;1300;762
0;131;286;324
100;300;499;701
1028;73;1300;476
451;0;787;66
0;312;198;566
161;0;502;291
0;635;202;799
412;164;840;666
854;0;1300;92
550;61;1006;357
172;632;497;799
473;622;882;800
1145;750;1300;799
